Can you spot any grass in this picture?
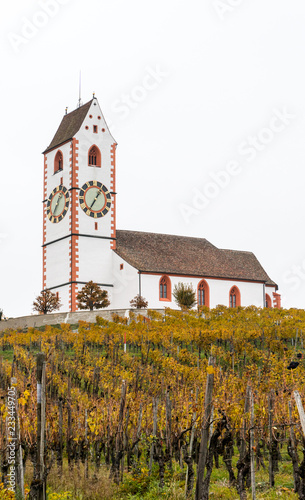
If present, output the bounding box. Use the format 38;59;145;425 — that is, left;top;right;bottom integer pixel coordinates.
20;450;300;500
0;349;14;363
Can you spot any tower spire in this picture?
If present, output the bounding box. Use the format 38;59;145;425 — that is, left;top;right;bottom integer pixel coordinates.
78;70;83;108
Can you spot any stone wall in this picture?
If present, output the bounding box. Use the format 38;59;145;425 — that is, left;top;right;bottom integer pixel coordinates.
0;309;165;332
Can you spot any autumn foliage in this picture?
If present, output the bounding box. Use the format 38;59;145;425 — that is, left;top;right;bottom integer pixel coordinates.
77;281;110;310
1;306;305;497
129;294;148;309
33;289;62;314
173;282;197;310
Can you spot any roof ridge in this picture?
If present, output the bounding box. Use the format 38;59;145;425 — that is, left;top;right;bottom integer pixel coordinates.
116;228;215;245
220;248;254;255
65;99;93;117
43;100;93;153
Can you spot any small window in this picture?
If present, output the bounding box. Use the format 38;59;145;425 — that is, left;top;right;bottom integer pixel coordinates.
94;222;98;230
54;150;63;173
229;286;241;308
159;275;171;301
88;145;101;167
120;264;124;270
93;125;98;133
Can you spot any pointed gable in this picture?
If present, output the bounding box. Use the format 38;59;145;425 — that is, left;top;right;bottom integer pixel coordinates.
43;100;93;153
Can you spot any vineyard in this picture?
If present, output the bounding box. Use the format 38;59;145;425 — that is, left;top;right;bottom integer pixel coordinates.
1;306;305;499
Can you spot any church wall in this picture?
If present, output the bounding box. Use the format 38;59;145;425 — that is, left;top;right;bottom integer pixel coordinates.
77;237;114;285
74;106;115;240
45;239;70;290
50;286;70;313
208;279;264;308
139;274;266;310
110;253;139;309
43;99;117;311
44;142;72;244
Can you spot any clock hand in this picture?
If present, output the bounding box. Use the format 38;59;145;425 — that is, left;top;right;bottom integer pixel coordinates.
90;189;102;209
53;192;63;215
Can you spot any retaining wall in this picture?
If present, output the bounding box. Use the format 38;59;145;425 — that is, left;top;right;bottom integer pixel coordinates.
0;309;165;332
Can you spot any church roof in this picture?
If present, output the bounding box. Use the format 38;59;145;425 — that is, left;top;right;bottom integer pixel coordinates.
43;100;93;153
115;230;277;287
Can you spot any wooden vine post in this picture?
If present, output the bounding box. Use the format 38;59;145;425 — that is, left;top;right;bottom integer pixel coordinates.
10;376;25;499
30;353;46;500
250;389;256;500
149;397;158;475
237;384;251;500
294;391;305;436
290;391;305;498
268;390;275;487
111;380;127;484
185;387;198;499
195;356;215;500
288;401;298;492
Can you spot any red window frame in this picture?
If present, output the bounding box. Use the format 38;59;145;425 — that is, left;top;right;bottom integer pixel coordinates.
229;286;241;308
197;279;210;308
54;150;63;173
88;145;101;167
159;275;171;301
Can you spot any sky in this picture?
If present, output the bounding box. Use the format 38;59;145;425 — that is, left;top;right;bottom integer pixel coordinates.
1;0;305;317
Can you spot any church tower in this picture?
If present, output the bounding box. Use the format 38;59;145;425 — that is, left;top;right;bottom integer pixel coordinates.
42;97;117;311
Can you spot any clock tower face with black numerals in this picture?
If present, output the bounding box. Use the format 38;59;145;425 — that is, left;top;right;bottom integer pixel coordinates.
42;97;117;312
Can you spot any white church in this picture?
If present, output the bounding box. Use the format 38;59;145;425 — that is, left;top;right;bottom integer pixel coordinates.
42;97;281;312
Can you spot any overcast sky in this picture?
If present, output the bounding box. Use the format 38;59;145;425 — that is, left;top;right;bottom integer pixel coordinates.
1;0;305;317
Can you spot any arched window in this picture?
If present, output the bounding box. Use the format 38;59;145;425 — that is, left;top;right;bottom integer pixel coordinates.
265;294;272;308
229;286;241;308
54;150;63;173
88;145;101;167
159;275;171;301
197;279;210;308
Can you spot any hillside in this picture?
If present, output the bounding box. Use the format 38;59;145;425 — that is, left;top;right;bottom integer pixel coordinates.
0;306;305;499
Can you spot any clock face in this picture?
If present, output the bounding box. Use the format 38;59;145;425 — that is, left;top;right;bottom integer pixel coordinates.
79;181;111;218
46;185;69;223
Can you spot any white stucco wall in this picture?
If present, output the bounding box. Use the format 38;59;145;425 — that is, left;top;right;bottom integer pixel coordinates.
137;274;267;310
45;239;70;289
78;237;113;285
75;99;115;240
44;141;71;243
50;286;70;312
110;253;140;309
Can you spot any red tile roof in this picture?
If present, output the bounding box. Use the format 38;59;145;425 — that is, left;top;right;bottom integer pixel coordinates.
43;100;92;153
115;230;277;287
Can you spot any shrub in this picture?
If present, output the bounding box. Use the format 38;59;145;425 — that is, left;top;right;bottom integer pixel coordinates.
173;282;197;310
130;294;149;309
